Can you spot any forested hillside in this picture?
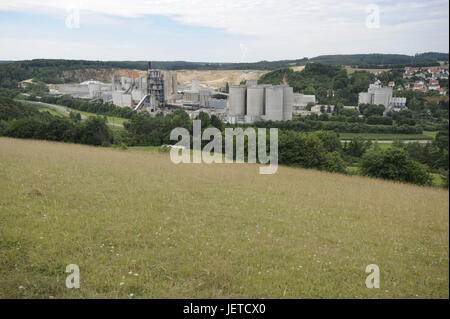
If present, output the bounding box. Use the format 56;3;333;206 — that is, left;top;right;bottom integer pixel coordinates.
309;52;448;67
0;52;447;88
258;63;375;105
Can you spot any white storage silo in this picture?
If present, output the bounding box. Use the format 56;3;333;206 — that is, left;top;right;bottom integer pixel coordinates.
247;86;264;118
282;86;293;121
229;86;246;116
264;86;283;121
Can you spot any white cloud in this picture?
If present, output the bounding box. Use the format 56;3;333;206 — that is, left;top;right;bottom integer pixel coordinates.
0;0;448;61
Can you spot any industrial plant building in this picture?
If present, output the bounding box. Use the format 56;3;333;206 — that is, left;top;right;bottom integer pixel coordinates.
358;83;393;108
228;82;294;123
358;82;407;113
292;93;316;114
46;62;293;122
109;62;179;112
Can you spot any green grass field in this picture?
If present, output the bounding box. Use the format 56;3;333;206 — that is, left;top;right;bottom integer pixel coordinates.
127;146;161;152
339;132;435;141
21;101;67;118
0;137;448;298
72;109;129;125
20;100;129;125
423;131;439;139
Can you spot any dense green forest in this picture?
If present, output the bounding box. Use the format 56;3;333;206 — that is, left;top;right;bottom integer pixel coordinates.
309;52;448;67
0;96;113;146
25;95;136;119
0;59;311;88
0;52;447;88
258;63;375;105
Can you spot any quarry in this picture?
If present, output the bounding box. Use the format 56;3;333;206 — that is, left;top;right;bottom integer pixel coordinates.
46;62;296;124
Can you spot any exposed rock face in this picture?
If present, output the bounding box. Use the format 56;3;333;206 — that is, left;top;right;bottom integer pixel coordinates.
50;68;268;89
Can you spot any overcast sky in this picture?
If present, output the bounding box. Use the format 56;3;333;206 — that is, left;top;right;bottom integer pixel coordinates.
0;0;448;62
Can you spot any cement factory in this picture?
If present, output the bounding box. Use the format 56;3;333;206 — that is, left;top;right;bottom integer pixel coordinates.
48;62;298;124
46;62;410;123
228;81;293;123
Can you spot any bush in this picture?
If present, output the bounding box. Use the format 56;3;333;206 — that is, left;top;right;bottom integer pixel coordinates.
313;130;342;153
325;151;346;173
366;115;393;125
442;170;449;189
343;137;372;158
75;117;112;146
361;147;433;186
359;104;385;117
0;120;8;135
278;131;327;169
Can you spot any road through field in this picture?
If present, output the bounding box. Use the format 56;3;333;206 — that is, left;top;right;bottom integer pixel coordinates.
21;100;124;128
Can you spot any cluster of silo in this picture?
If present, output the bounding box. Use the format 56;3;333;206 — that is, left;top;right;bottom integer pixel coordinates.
228;85;247;120
246;86;265;122
228;84;293;123
263;86;284;121
282;86;293;121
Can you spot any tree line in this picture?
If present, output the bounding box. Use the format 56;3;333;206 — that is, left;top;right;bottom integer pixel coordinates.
0;96;113;146
258;63;376;106
1;53;447;88
25;95;135;119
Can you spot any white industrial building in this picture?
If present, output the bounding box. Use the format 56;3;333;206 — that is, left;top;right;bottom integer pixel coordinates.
358;83;393;108
207;99;227;109
227;83;294;123
110;62;179;111
390;97;407;107
56;83;90;98
88;81;112;100
359;83;407;115
182;85;212;108
112;91;132;108
293;93;316;112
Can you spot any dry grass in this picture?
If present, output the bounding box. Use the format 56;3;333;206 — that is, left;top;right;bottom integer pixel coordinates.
0;137;448;299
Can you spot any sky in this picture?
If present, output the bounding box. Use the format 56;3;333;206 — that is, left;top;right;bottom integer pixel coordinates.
0;0;448;62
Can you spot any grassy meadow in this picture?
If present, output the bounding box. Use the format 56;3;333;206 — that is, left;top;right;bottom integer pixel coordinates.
0;137;448;298
19;100;129;125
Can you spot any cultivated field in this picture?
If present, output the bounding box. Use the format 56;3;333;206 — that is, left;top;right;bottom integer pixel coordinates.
0;138;448;298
